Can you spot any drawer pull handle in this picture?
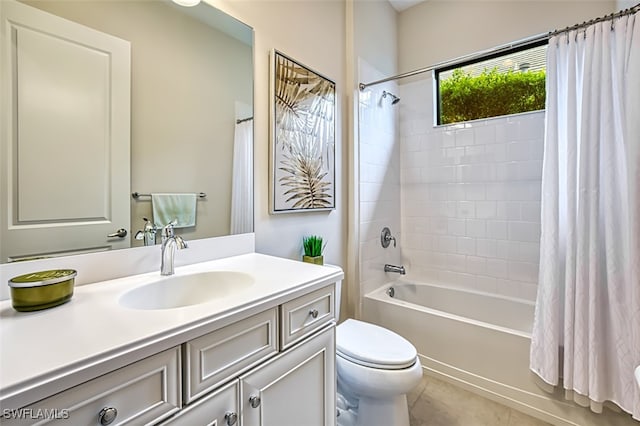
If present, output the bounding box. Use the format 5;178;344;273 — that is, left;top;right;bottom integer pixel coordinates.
98;407;118;425
309;309;319;319
249;395;261;408
225;411;238;425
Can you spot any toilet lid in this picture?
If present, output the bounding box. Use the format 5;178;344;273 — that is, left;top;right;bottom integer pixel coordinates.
336;319;417;370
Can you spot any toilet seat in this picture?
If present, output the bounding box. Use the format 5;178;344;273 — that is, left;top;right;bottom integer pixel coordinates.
336;319;417;370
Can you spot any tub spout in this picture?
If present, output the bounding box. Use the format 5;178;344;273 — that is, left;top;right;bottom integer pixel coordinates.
384;264;406;275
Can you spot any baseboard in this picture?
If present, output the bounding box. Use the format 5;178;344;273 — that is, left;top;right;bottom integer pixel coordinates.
419;354;637;426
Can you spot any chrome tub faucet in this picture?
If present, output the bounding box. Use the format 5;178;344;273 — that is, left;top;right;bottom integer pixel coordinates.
161;221;188;276
384;264;406;275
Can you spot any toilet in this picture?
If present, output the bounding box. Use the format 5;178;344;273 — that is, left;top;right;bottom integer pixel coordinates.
328;273;422;426
335;319;423;426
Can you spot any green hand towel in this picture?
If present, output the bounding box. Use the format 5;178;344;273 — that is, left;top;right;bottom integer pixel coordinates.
151;193;197;228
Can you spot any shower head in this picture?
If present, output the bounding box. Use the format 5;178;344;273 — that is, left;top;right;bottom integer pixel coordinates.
382;90;400;105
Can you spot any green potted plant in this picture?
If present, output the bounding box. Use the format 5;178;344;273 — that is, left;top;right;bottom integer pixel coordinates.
302;235;325;265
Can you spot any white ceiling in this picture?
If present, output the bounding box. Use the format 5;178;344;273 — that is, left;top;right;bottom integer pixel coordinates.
388;0;427;12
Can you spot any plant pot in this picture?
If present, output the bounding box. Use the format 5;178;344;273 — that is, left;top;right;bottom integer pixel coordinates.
302;255;324;265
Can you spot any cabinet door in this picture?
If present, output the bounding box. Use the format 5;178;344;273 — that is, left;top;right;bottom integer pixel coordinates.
240;325;335;426
158;380;238;426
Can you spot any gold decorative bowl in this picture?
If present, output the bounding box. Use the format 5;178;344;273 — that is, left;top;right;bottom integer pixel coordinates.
8;269;77;312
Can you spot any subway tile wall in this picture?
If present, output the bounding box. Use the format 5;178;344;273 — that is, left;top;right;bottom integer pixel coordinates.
398;78;543;301
358;59;402;297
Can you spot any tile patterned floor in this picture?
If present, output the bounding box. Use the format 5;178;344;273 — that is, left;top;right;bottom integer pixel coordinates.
408;375;551;426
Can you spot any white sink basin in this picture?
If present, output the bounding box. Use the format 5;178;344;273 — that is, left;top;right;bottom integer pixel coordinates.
119;271;255;310
635;366;640;389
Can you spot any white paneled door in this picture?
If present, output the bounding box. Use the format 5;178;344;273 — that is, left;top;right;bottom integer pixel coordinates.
0;0;131;262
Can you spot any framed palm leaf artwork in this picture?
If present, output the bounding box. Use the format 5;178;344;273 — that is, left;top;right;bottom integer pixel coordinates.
270;50;336;213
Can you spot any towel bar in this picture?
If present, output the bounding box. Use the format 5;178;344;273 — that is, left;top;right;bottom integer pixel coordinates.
132;192;207;199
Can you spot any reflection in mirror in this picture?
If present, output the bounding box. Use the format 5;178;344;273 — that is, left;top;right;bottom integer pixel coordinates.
0;0;254;263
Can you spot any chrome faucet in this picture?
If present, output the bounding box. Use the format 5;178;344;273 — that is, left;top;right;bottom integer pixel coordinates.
384;264;406;275
134;217;158;246
161;221;187;276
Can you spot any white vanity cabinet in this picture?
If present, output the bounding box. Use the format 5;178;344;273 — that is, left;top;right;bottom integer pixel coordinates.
160;283;337;426
162;326;335;426
0;256;342;426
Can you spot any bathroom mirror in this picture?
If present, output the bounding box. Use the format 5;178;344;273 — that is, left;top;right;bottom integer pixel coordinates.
0;0;253;263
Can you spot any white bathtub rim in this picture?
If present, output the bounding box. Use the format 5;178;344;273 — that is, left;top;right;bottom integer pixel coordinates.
365;282;533;339
372;278;536;307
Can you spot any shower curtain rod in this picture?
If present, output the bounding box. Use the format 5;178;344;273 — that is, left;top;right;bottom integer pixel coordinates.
358;3;640;91
358;32;546;90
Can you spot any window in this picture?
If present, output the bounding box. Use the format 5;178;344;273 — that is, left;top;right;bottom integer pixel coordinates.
435;42;547;125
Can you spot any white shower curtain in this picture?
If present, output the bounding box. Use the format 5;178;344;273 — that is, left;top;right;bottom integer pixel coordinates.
530;11;640;420
230;119;253;234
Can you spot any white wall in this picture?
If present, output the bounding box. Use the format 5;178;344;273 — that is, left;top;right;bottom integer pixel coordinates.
358;60;402;299
352;0;399;315
211;0;348;299
354;0;398;77
394;0;617;301
616;0;638;10
398;1;617;73
400;78;544;300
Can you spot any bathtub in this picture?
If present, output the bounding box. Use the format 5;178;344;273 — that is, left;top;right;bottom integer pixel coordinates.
363;281;636;426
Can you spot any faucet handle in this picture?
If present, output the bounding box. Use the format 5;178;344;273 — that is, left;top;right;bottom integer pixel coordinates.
143;217;158;232
175;235;188;250
381;227;397;248
162;220;177;238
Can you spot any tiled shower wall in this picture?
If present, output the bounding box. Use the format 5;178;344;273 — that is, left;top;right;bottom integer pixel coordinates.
358;59;402;298
398;78;543;301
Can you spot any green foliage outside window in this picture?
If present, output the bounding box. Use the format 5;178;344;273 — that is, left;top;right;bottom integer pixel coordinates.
439;68;546;125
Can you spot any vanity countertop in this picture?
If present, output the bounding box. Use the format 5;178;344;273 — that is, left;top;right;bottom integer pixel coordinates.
0;253;343;409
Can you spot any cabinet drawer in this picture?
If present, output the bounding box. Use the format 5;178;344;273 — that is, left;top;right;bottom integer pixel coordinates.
158;380;238;426
5;347;181;426
280;284;335;349
183;308;278;403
